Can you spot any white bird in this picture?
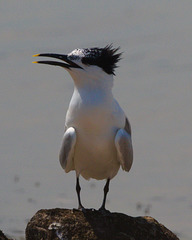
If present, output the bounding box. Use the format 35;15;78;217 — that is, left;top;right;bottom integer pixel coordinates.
33;45;133;211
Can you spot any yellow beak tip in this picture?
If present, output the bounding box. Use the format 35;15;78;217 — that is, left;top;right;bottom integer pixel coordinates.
32;61;38;64
32;54;40;57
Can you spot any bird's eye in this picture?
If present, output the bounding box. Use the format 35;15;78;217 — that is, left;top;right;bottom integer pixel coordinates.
81;57;88;65
81;57;96;66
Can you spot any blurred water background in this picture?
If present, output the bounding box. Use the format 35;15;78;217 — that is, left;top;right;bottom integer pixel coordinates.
0;1;192;239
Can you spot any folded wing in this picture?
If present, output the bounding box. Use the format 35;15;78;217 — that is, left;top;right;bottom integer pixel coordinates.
59;127;76;173
115;118;133;172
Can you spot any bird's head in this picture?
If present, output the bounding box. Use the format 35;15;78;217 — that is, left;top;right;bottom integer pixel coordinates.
33;45;122;87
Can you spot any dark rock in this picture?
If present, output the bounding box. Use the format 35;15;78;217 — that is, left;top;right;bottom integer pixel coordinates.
26;208;179;240
0;230;13;240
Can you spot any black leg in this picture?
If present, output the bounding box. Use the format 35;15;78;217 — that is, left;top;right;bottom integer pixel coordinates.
99;178;110;211
76;176;84;210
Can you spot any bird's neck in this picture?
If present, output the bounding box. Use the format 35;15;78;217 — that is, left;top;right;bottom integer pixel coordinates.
69;75;114;108
69;70;114;94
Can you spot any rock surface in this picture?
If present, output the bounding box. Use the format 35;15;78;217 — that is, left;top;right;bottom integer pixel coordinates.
26;208;179;240
0;230;12;240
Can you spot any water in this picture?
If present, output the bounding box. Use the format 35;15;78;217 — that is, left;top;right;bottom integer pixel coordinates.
0;1;192;239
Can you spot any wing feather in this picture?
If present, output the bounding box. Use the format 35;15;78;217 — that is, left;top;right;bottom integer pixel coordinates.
124;117;131;136
59;127;76;173
115;117;133;172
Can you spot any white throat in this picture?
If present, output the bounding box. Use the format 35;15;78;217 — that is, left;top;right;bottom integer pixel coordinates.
68;67;114;94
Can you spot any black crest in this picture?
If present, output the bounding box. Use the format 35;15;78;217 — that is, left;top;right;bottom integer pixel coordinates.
81;45;122;75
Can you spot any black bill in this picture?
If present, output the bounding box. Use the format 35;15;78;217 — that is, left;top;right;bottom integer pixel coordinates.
33;53;83;69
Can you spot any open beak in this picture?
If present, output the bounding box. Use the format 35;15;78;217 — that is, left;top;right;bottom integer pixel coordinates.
32;53;83;69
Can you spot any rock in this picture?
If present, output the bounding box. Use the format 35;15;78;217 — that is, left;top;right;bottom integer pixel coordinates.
26;208;179;240
0;230;12;240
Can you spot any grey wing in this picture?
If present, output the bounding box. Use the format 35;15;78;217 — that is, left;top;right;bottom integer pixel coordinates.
59;127;76;173
115;117;133;172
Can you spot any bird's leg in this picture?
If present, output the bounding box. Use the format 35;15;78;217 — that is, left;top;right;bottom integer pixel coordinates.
99;178;110;211
76;176;84;210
